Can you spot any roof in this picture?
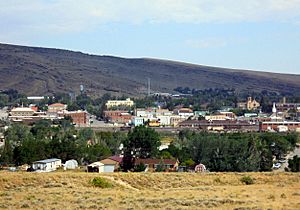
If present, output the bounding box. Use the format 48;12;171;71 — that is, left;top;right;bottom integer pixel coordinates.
48;103;66;107
33;158;61;164
88;161;104;167
135;159;177;165
178;108;193;113
108;155;123;163
261;121;300;125
11;107;35;112
99;158;118;165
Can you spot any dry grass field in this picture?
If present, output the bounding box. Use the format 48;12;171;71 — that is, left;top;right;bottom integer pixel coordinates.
0;171;299;209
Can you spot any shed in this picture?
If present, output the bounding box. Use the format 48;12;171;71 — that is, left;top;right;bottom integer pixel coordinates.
32;158;62;172
64;159;78;170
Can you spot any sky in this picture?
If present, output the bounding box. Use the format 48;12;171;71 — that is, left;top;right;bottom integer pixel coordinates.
0;0;300;74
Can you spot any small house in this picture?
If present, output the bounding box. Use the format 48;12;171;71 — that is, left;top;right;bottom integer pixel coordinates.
87;158;120;173
32;158;62;172
87;162;104;173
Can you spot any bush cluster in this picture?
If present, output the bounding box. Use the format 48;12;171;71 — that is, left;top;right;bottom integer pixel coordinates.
240;176;254;185
90;177;113;188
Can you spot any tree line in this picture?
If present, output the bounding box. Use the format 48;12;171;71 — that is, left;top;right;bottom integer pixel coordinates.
0;120;299;172
0;119;125;166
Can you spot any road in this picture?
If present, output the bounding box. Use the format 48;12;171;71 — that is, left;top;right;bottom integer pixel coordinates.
0;107;8;120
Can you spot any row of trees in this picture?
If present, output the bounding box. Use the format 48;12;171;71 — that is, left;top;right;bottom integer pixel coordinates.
0;120;126;165
160;130;298;172
0;119;298;172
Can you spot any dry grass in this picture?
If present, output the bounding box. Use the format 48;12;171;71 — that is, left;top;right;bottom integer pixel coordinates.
0;171;299;209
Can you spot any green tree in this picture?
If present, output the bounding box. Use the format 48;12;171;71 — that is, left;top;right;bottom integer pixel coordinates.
123;126;161;159
288;156;300;172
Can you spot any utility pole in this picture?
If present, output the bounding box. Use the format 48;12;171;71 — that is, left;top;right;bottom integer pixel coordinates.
147;77;151;96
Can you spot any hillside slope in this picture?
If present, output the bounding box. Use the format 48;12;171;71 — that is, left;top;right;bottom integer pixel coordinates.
0;43;300;96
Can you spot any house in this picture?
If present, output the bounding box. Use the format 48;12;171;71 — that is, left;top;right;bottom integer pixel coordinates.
0;132;4;148
87;156;121;173
99;158;119;172
87;162;104;173
32;158;62;172
135;159;179;172
105;98;134;109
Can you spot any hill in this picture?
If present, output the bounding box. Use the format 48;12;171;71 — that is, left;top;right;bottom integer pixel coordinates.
1;43;300;97
0;171;299;209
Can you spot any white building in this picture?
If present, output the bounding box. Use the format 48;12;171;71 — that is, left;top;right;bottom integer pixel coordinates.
132;117;144;126
106;98;134;109
177;108;194;118
10;107;35;117
87;159;119;173
32;158;62;172
157;115;171;126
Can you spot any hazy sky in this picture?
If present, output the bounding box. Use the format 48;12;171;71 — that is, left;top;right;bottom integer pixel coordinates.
1;0;300;74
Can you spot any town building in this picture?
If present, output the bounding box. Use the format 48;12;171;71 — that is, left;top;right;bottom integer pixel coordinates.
176;108;194;118
178;120;258;132
27;96;45;101
132;117;144;126
105;98;134;109
58;110;87;126
48;103;67;113
10;107;35;117
237;97;260;110
104;110;132;124
259;121;300;132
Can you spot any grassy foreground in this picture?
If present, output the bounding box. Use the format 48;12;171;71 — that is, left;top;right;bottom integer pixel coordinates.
0;171;299;209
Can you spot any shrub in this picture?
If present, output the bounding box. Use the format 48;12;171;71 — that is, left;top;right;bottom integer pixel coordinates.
134;163;146;172
90;177;113;188
214;177;221;184
240;176;254;185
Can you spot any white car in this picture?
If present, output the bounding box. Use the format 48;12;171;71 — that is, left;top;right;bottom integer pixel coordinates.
273;163;281;169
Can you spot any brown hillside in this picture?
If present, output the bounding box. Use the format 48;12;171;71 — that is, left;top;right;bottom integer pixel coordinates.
0;43;300;96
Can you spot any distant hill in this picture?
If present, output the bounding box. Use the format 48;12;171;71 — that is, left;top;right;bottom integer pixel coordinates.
0;43;300;97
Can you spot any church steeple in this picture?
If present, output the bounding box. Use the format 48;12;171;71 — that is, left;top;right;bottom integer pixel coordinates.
272;102;277;113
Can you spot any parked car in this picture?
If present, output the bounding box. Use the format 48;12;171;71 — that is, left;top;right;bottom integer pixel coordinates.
273;163;281;169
